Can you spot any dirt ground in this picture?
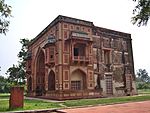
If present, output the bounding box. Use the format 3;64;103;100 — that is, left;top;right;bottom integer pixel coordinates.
61;100;150;113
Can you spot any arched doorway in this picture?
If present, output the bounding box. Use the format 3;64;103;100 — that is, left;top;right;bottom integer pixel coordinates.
36;49;45;96
28;76;32;92
71;69;87;90
48;70;55;91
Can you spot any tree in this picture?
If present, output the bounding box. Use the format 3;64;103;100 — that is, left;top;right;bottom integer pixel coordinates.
136;69;150;82
6;38;30;85
18;38;30;67
0;75;11;93
136;69;150;89
132;0;150;26
6;64;26;85
0;0;12;34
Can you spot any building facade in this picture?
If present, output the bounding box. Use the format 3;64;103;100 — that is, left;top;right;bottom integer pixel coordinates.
26;15;137;100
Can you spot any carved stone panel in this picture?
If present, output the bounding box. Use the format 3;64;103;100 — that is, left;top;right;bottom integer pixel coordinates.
114;52;122;64
113;39;122;51
122;40;127;51
113;67;124;82
103;38;111;48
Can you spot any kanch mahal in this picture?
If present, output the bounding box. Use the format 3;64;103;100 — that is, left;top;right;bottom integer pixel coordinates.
26;15;137;100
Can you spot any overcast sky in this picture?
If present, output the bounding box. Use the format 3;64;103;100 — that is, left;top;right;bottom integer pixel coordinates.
0;0;150;76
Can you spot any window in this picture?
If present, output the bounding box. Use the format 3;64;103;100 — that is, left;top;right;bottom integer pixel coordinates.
70;25;74;30
74;48;79;56
49;48;54;61
90;83;92;87
50;55;53;59
74;44;86;57
89;72;93;80
76;26;80;30
64;24;68;28
71;81;81;90
104;50;110;64
65;83;69;89
105;75;113;94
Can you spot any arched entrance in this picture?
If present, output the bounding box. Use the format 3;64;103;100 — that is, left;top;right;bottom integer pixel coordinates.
71;69;87;90
48;70;55;91
36;49;45;96
28;76;32;92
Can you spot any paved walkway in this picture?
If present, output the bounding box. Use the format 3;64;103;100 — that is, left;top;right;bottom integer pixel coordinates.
61;101;150;113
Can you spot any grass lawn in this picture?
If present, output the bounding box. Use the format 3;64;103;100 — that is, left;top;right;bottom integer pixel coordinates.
138;89;150;94
63;95;150;107
0;93;10;99
0;90;150;112
63;90;150;107
0;94;62;112
0;99;62;112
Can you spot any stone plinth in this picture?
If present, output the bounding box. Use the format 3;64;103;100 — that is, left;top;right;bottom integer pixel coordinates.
9;86;24;109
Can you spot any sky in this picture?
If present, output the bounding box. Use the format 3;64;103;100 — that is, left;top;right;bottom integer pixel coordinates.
0;0;150;77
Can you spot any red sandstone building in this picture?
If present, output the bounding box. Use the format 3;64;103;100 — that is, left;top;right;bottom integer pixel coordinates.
26;15;137;100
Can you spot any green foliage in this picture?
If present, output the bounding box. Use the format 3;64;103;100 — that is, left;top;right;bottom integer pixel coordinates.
136;69;150;82
0;0;12;34
132;0;150;26
136;82;150;89
18;39;30;67
6;38;30;85
0;76;11;93
136;69;150;89
6;64;26;85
